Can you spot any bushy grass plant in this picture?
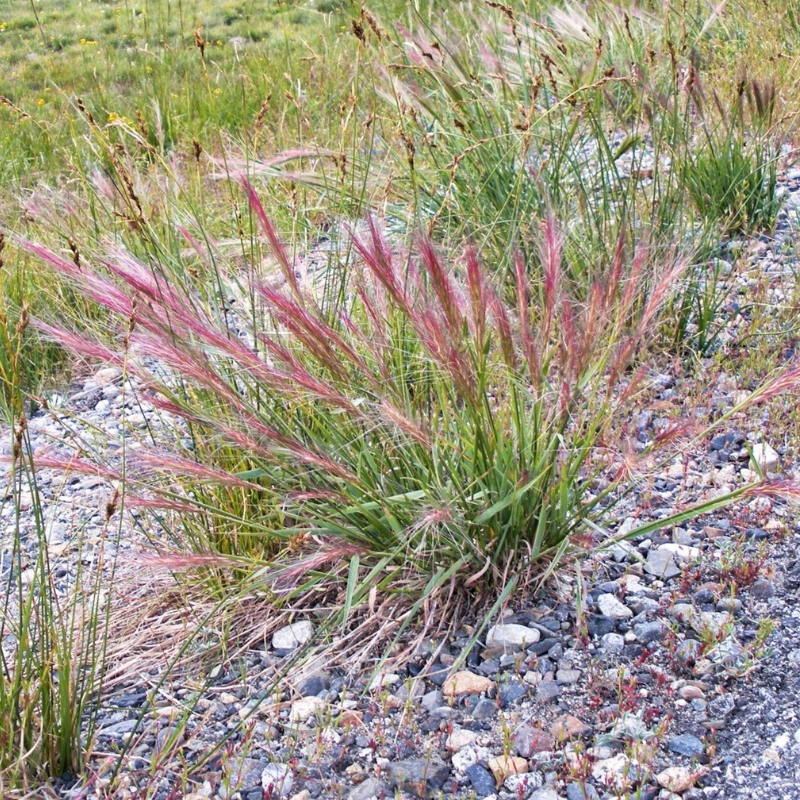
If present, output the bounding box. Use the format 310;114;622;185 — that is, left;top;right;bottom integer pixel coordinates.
20;184;800;662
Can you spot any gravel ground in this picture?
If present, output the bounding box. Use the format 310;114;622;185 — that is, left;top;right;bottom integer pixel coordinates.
4;178;800;799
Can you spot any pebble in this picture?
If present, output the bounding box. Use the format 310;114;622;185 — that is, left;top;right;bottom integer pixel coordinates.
447;729;478;751
347;777;387;800
750;442;780;472
272;621;315;652
551;714;590;739
657;766;702;793
645;549;681;579
465;764;497;797
443;671;494;696
597;593;633;620
486;623;541;648
261;764;294;797
487;754;528;785
634;620;667;644
289;696;325;723
668;734;705;757
514;726;555;757
384;757;449;796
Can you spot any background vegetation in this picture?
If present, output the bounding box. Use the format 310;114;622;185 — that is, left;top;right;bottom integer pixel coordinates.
2;0;800;792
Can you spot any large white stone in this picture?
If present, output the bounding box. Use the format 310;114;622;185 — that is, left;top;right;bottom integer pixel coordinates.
486;623;540;648
272;621;315;651
597;593;633;620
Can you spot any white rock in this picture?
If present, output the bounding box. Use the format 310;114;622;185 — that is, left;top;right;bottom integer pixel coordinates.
94;367;121;385
486;623;540;648
289;697;326;723
451;744;493;773
504;771;543;794
751;442;780;472
597;593;633;620
591;753;632;786
447;729;479;751
261;764;294;796
367;672;401;692
658;543;701;562
272;621;315;651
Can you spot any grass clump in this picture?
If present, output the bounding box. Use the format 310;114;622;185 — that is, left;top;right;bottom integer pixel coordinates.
21;183;800;665
682;79;784;235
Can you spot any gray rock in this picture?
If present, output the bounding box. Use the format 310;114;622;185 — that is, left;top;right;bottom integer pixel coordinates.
470;698;496;720
505;771;544;796
420;689;443;711
465;764;496;797
529;789;561;800
537;681;562;703
99;719;140;736
223;758;268;794
260;764;293;797
587;615;616;637
668;733;705;757
750;578;775;599
645;549;681;579
556;668;581;684
566;783;599;800
347;777;389;800
597;593;633;620
385;757;450;797
601;633;625;653
634;620;667;644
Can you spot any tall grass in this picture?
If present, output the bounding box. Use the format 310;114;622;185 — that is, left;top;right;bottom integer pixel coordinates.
0;310;111;791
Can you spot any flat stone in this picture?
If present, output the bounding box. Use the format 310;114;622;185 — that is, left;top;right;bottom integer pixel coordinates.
591;754;633;787
537;681;562;703
347;777;388;800
384;758;450;797
645;549;681;579
443;671;493;697
597;593;633;620
668;734;705;757
452;744;493;773
587;615;616;637
465;764;496;797
529;789;561;800
633;620;667;644
487;623;541;649
272;621;315;652
556;668;581;684
470;698;497;720
488;754;528;785
226;758;269;792
514;725;555;758
601;632;625;652
498;678;528;706
566;784;599;800
659;543;701;562
751;578;775;599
